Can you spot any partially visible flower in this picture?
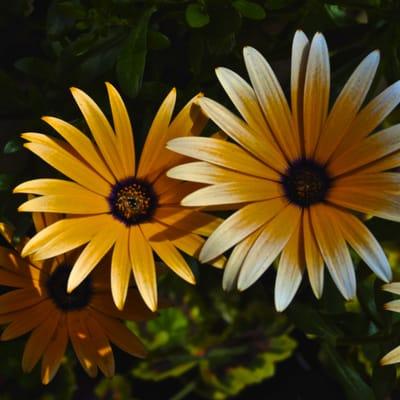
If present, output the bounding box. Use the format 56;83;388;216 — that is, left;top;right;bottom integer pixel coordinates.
381;283;400;365
0;214;154;384
14;83;224;312
167;31;400;311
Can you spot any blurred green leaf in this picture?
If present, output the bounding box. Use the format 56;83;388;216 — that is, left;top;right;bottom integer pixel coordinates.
372;364;397;399
186;3;210;28
0;174;15;191
322;344;375;400
116;7;155;98
233;0;266;20
3;138;23;154
147;30;171;50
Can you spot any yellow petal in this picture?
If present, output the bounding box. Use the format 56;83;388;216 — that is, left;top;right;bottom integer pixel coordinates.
181;180;282;207
198;97;287;173
243;46;300;160
381;345;400;365
310;204;356;300
68;311;98;377
222;227;262;291
141;221;196;285
328;186;400;222
303;209;324;299
335;80;400;156
67;222;121;292
42;116;115;183
70;87;124;179
85;314;115;378
275;220;304;312
335;172;400;193
200;197;287;263
129;225;157;312
22;215;114;260
18;193;109;214
215;67;268;134
291;30;310;151
137;88;176;178
329;124;400;177
22;308;60;372
330;207;392;282
303;33;330;158
237;204;302;290
167;161;258;185
41;313;68;384
154;206;221;237
91;310;147;358
21;140;110;196
167;137;279;181
105;82;135;178
316;50;379;163
111;229;131;310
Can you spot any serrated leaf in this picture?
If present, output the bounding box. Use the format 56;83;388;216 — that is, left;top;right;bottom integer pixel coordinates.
233;0;266;20
116;7;155;98
185;3;210;28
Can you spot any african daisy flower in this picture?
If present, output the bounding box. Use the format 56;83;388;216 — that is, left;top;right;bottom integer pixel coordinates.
0;214;153;384
167;31;400;311
380;283;400;365
14;83;223;312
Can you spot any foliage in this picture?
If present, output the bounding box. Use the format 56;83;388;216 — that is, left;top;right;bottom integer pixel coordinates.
1;0;400;398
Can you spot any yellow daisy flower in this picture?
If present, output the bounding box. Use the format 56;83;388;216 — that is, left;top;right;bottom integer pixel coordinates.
167;31;400;311
380;282;400;365
0;214;153;384
14;83;223;311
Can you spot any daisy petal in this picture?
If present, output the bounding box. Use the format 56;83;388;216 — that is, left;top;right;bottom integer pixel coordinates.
22;309;60;372
137;88;176;178
167;137;279;180
316;50;380;162
310;204;356;300
181;180;282;207
382;282;400;295
70;87;124;180
141;221;195;285
303;33;330;158
200;198;287;263
106;82;135;178
336;80;400;155
21;139;110;196
275;221;304;312
381;345;400;365
22;215;114;260
291;30;310;149
67;223;121;293
243;46;299;160
129;225;157;312
167;161;257;185
303;209;324;299
42;116;115;183
18;193;109;214
198;97;287;172
223;227;262;291
92;310;147;358
111;229;131;310
331;208;392;282
216;67;268;134
238;204;301;291
41;314;68;384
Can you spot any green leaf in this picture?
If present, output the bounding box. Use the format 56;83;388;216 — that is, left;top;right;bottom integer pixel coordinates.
14;57;53;81
372;364;396;399
185;3;210;28
321;344;375;400
116;7;155;98
233;0;266;20
147;31;171;50
287;303;343;343
3;138;23;154
0;174;15;191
